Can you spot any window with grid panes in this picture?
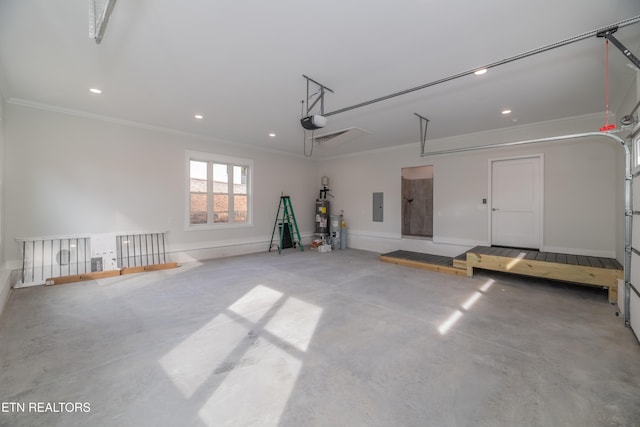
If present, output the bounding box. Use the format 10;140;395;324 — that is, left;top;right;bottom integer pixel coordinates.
187;152;251;228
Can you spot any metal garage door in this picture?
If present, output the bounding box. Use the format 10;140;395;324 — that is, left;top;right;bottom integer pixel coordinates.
630;139;640;340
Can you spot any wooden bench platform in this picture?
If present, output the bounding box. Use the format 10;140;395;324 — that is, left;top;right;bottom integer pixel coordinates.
381;247;623;304
465;246;623;303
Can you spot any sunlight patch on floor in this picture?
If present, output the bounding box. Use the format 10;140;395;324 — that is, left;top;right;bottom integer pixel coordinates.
264;297;324;352
197;338;303;426
461;292;482;311
159;313;249;398
438;310;463;335
159;284;323;426
228;285;284;321
438;279;494;335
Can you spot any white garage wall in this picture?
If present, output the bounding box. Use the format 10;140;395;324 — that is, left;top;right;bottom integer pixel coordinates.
0;92;9;317
627;72;640;338
630;171;640;338
1;103;626;279
3;103;318;269
325;114;621;258
631;76;640;339
611;72;639;324
614;74;639;264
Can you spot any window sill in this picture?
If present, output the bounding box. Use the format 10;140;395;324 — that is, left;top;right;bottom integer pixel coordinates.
185;222;254;232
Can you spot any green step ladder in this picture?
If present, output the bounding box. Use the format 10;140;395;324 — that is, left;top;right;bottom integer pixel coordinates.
269;196;304;254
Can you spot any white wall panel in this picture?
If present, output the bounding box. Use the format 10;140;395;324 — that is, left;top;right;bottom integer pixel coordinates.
631;252;640;290
3;104;318;266
326;114;619;257
634;175;640;211
1;105;623;269
631;173;640;337
0;93;8;317
633;220;640;249
631;290;640;339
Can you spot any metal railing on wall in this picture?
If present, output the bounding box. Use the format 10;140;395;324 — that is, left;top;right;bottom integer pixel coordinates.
17;235;92;286
116;232;167;269
16;231;170;287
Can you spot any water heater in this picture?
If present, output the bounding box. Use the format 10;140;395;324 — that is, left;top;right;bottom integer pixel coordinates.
315;199;330;234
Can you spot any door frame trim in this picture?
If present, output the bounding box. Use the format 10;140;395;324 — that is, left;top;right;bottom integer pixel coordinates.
487;153;544;249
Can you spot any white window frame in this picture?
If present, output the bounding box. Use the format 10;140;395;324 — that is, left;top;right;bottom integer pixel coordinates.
185;150;253;230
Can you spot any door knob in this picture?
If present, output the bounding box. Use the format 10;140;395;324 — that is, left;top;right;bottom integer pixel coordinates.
492;208;499;211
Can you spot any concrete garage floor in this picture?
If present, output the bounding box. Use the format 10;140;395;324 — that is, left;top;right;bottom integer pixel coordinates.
0;249;639;426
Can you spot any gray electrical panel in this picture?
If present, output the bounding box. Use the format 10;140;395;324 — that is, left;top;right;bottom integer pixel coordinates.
373;192;383;222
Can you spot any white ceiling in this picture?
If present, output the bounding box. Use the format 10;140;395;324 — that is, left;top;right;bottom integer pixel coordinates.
1;1;640;156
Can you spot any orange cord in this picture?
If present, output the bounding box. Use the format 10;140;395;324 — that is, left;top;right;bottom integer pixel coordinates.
605;39;609;126
600;40;616;131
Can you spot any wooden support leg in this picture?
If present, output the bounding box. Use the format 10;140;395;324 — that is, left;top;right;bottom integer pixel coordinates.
467;265;474;278
608;282;618;305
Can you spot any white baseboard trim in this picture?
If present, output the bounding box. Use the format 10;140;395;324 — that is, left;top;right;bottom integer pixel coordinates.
346;230;399;240
432;236;490;248
168;234;314;264
347;230;476;257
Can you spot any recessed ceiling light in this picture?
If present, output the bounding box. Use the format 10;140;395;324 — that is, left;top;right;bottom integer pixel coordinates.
501;109;512;115
474;68;488;76
269;133;276;137
194;114;204;119
89;88;102;94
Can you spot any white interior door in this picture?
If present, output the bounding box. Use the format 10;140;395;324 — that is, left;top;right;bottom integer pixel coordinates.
490;155;543;249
